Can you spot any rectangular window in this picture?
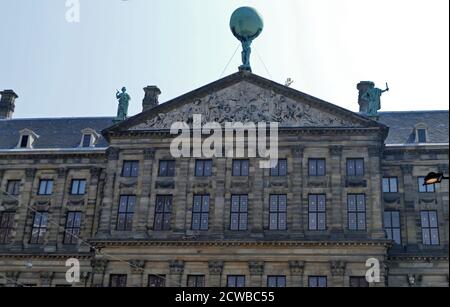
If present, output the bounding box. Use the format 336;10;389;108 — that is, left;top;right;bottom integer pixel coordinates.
349;277;369;288
347;159;364;176
82;134;92;148
232;159;249;177
192;195;210;231
308;276;327;288
308;159;326;176
154;195;172;231
417;129;427;143
121;160;139;177
382;177;398;193
384;211;401;245
418;177;436;193
230;195;248;231
117;195;136;231
227;275;246;287
308;194;326;231
267;276;286;287
158;160;175;177
20;135;29;148
348;194;366;231
64;211;82;245
70;179;86;195
195;160;213;177
187;275;205;287
269;194;287;230
38;179;53;195
30;212;48;244
421;211;440;245
6;180;20;196
148;275;166;287
109;275;127;287
270;159;287;177
0;211;15;244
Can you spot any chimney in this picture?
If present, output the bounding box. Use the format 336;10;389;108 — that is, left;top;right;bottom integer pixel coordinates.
0;90;19;119
142;86;161;112
356;81;374;114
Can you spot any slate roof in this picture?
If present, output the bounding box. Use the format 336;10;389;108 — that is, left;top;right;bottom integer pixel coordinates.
378;111;449;145
0;117;114;150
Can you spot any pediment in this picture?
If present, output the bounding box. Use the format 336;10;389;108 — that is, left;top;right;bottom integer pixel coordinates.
107;72;382;133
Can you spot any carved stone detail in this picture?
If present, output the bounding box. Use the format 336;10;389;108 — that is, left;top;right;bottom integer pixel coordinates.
407;274;422;287
106;147;120;160
289;260;305;275
130;82;358;130
208;261;224;275
330;261;347;276
25;168;36;179
248;261;265;275
155;180;175;190
169;260;185;274
130;260;146;273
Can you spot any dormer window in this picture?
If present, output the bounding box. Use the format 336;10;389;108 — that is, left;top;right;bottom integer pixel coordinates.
79;128;100;148
415;124;428;143
17;129;39;149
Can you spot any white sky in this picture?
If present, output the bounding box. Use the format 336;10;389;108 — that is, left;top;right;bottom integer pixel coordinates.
0;0;448;118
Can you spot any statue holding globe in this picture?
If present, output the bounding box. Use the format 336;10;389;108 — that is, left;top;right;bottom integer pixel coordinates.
230;7;264;72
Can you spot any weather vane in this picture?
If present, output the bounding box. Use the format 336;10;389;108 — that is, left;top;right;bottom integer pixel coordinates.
230;7;264;72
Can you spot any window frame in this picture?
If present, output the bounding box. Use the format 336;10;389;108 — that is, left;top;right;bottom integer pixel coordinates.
270;159;287;177
232;159;249;177
191;194;210;231
187;275;206;287
37;179;53;195
109;274;127;287
70;179;87;195
349;276;369;288
382;177;398;193
230;195;248;231
195;159;213;177
30;211;49;244
0;211;15;244
384;211;402;245
154;195;173;231
64;211;82;245
121;160;139;178
6;180;21;196
267;275;286;288
420;210;440;246
148;274;166;287
116;195;136;231
347;194;366;231
418;177;436;193
81;134;92;148
308;158;326;177
308;194;327;231
269;194;287;231
227;275;246;287
158;160;176;177
346;158;365;176
308;276;328;288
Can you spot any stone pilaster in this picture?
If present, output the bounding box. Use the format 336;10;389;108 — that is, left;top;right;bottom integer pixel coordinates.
208;260;224;287
329;146;344;236
248;261;264;287
291;146;304;233
129;260;146;287
91;259;108;287
368;146;385;239
401;164;418;245
135;149;155;237
289;260;305;287
168;260;184;287
16;169;36;248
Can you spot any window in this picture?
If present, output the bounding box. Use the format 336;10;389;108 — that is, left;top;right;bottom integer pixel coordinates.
270;159;287;177
382;177;398;193
30;212;48;244
308;194;326;231
187;275;205;287
267;276;286;287
0;211;15;244
417;128;427;143
195;160;212;177
70;179;86;195
348;194;366;231
384;211;401;245
308;276;327;288
121;161;139;177
37;179;53;195
418;177;436;193
269;194;287;230
117;195;136;231
232;159;249;177
64;212;82;245
230;195;248;231
154;195;172;231
347;159;364;176
109;275;127;287
20;135;29;148
421;211;440;245
349;277;369;287
227;275;245;287
158;160;175;177
6;180;20;196
309;159;326;176
192;195;210;231
81;134;92;148
148;275;166;287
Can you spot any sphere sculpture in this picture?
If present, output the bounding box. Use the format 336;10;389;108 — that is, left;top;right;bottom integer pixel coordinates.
230;7;264;72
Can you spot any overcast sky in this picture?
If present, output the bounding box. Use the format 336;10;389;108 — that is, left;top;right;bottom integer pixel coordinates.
0;0;448;119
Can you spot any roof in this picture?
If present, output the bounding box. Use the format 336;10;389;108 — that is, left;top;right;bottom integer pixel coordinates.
0;117;114;150
378;111;449;145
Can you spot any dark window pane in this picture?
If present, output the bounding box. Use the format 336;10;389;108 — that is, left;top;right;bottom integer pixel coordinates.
82;134;92;147
154;195;172;231
110;275;127;287
30;212;48;244
417;129;427;143
148;275;166;287
192;195;209;231
421;211;439;245
232;160;249;176
7;180;21;196
122;161;139;177
230;195;248;231
0;211;15;244
348;194;366;231
269;195;287;230
117;196;135;231
20;135;29;148
187;275;205;287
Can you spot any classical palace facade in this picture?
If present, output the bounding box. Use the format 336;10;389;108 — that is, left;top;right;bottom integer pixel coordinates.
0;71;448;287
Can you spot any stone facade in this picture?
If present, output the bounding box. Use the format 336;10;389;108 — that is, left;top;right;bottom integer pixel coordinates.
0;72;448;287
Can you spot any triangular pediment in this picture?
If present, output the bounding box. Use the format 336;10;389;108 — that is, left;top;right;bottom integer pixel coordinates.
106;72;384;134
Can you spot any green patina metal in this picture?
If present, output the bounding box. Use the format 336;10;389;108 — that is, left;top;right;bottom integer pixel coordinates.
115;87;131;122
230;7;264;72
360;82;389;117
